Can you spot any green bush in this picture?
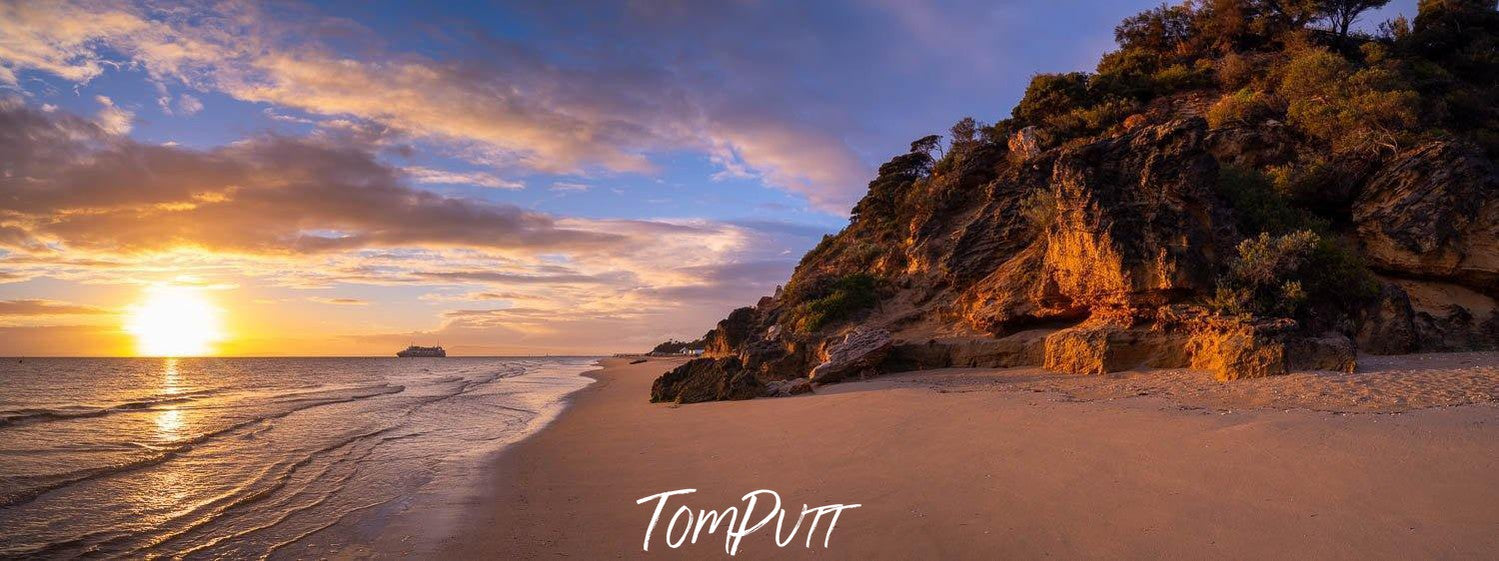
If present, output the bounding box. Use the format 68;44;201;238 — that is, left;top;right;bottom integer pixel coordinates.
1208;230;1319;318
1013;72;1092;124
790;274;880;334
1207;228;1380;322
1019;188;1058;231
1206;89;1281;128
1280;49;1422;155
1150;63;1211;92
1215;165;1322;235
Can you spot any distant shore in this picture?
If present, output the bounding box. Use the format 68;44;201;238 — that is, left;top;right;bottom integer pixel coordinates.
434;354;1499;559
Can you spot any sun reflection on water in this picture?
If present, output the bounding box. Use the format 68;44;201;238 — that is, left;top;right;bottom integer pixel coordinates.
155;358;185;438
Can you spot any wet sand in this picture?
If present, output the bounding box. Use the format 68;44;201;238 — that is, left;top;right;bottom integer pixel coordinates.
438;354;1499;560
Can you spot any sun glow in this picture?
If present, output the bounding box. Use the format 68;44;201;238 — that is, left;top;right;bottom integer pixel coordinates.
125;286;225;357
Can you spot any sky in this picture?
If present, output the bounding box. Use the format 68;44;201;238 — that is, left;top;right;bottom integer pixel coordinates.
0;0;1418;356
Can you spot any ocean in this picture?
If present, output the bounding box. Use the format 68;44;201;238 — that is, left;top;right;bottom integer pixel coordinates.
0;356;598;559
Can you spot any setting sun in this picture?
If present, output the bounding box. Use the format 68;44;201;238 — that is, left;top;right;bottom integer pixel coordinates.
124;286;225;357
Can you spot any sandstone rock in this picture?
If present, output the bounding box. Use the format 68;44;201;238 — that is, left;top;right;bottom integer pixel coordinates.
649;357;761;404
1354;141;1499;291
809;329;893;383
886;330;1050;371
1205;122;1298;170
1187;322;1288;381
1008;126;1044;160
1044;326;1133;375
1397;279;1499;351
704;307;757;357
1356;282;1419;355
1286;332;1357;373
1040;118;1233;316
1042;324;1190;375
763;378;813;397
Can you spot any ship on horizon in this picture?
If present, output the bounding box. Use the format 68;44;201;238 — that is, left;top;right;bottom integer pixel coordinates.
396;344;446;357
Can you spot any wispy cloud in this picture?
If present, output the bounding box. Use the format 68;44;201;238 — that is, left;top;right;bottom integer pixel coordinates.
548;182;590;192
404;166;523;190
0;299;109;316
0;0;870;211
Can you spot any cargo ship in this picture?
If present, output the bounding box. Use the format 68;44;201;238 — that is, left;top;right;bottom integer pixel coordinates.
396;345;446;357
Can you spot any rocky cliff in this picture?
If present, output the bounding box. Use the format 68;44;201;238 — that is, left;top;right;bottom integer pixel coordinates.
651;0;1499;403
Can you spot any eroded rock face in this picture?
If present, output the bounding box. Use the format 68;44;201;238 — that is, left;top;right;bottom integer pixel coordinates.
1008;126;1045;160
1357;282;1420;355
704;307;758;357
763;378;813;397
1358;279;1499;353
1354;141;1499;290
1286;332;1357;373
1042;324;1190;375
649;357;761;404
1040;118;1232;318
886;330;1051;371
1187;322;1289;381
809;329;893;383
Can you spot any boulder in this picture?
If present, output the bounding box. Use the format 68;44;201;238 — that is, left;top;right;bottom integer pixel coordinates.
1356;282;1420;355
1187;322;1288;381
704;307;758;357
1354;141;1499;291
649;357;761;404
809;329;893;383
1042;324;1190;375
1286;332;1357;373
763;378;813;397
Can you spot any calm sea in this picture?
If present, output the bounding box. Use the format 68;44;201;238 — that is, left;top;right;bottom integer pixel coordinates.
0;356;597;559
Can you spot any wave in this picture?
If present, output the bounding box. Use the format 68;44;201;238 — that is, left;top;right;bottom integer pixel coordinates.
0;390;218;429
0;384;405;510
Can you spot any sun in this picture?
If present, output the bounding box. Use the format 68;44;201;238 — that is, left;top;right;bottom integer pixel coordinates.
124;286;225;357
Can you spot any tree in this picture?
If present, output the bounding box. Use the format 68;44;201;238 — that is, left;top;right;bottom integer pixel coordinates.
1320;0;1392;39
949;117;978;150
1114;3;1197;54
1258;0;1323;27
1013;72;1092;124
1279;49;1421;155
909;134;942;157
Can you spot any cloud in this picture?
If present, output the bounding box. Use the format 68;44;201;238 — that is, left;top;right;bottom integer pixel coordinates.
549;182;590;192
176;93;203;115
404;166;523;190
0;299;108;316
0;98;621;255
0;99;823;350
93;95;132;134
0;0;871;212
309;297;367;305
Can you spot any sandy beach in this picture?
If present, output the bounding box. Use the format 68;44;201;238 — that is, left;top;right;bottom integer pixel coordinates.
429;354;1499;560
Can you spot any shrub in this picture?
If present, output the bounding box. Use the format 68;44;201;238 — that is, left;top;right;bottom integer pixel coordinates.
1208;228;1380;321
1280;49;1422;155
1044;97;1142;136
1019;188;1058;231
1208;230;1319;318
790;274;880;334
1216;53;1256;89
1013;72;1092;124
1215;165;1322;235
1150;63;1212;92
1206;88;1282;128
1265;155;1342;207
